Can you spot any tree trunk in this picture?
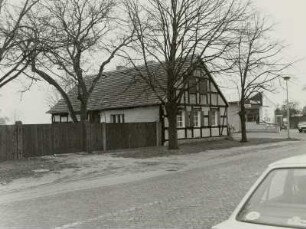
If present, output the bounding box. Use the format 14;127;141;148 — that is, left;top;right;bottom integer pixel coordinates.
239;102;247;142
166;102;178;150
31;62;78;122
80;101;88;152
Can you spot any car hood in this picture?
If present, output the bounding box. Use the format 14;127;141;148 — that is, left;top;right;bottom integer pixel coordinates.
212;220;283;229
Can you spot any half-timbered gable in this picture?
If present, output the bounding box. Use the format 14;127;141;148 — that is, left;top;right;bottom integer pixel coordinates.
163;68;228;141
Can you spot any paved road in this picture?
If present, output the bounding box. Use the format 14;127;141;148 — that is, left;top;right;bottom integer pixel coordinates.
1;139;306;229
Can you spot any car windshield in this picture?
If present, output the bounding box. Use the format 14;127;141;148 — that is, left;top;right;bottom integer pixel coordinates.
237;168;306;228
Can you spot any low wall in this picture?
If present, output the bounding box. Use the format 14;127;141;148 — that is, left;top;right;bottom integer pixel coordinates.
246;122;280;133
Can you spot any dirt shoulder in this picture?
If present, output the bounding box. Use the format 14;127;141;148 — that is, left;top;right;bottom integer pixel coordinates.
0;137;299;195
111;137;298;158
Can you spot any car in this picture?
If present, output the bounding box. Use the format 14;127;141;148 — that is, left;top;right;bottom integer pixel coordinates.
297;122;306;133
212;155;306;229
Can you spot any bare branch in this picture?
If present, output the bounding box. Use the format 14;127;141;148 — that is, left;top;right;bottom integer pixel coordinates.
123;0;249;149
222;12;296;142
22;0;132;124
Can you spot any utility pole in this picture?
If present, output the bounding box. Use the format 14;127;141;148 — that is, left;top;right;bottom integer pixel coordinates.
283;76;290;139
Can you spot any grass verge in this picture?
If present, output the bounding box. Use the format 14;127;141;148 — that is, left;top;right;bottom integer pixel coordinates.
112;138;299;159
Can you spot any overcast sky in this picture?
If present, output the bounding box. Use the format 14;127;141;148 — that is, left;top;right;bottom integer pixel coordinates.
1;0;306;124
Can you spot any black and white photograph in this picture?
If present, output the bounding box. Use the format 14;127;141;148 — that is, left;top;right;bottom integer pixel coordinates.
1;0;306;228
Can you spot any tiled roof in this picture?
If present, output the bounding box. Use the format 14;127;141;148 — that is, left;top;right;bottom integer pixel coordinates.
48;63;166;114
48;59;227;114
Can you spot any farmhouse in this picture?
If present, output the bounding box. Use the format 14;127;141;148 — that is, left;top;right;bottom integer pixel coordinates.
49;61;229;143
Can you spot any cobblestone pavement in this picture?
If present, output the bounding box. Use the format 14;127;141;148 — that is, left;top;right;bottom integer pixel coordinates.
1;140;306;229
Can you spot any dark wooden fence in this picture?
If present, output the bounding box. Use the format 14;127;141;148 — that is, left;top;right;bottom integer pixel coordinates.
0;122;161;161
106;123;158;150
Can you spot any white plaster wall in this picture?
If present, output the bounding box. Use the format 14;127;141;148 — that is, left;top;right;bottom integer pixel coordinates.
260;106;276;123
228;104;241;132
194;129;201;138
220;107;226;116
202;128;210;137
100;106;160;123
223;127;228;135
212;128;219;136
185;129;191;138
218;95;226;106
261;94;277;123
177;129;185;139
211;94;218;105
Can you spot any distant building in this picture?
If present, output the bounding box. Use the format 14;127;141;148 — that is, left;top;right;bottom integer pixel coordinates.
227;92;278;132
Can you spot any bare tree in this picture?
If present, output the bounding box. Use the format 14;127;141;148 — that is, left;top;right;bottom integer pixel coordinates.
124;0;247;149
0;93;9;124
0;0;4;12
23;0;132;151
0;113;9;124
0;0;38;88
224;13;294;142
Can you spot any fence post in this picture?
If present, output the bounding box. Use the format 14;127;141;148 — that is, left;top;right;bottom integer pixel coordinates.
15;121;23;159
102;123;107;151
156;122;162;146
86;123;91;153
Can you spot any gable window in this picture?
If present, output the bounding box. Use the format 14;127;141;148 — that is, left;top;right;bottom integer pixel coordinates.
199;80;207;95
188;78;197;94
193;70;201;77
177;111;185;128
110;114;125;123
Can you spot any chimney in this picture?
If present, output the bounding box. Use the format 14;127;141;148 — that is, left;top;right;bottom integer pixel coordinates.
147;61;156;65
116;66;126;70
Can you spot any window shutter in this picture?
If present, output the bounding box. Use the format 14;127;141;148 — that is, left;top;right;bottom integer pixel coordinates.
208;111;212;126
185;111;190;127
201;111;204;127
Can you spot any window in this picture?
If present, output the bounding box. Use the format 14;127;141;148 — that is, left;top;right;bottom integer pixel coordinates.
188;78;197;94
60;115;68;123
193;111;201;127
246;110;259;122
176;111;184;128
237;168;306;228
193;69;201;77
199;80;207;95
209;109;219;126
110;114;125;123
53;115;60;123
